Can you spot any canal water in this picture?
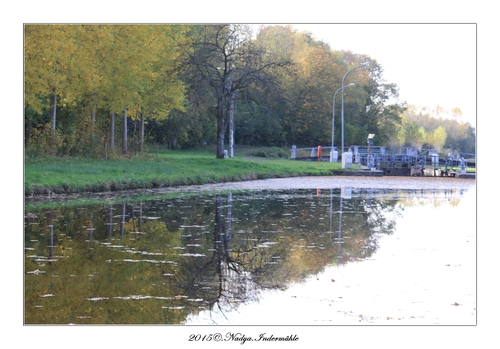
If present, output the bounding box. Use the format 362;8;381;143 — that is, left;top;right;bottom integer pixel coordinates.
24;180;476;325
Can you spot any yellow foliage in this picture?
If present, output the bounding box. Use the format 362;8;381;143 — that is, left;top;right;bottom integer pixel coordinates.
24;24;187;122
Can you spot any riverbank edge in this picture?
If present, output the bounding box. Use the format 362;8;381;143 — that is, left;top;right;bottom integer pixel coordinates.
24;171;306;197
25;169;476;200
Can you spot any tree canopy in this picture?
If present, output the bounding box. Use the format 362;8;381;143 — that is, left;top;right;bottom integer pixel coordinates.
24;24;475;158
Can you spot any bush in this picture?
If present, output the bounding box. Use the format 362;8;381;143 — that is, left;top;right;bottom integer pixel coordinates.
247;147;290;159
26;124;63;157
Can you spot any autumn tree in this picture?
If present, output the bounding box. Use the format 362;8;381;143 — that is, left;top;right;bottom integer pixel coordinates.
184;24;290;158
400;104;475;153
25;25;80;131
284;33;343;145
252;26;338;144
337;50;405;148
25;25;187;156
426;125;447;150
130;25;188;153
250;26;404;149
397;114;425;148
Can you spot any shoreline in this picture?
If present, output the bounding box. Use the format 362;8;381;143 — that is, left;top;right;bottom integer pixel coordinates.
25;175;476;205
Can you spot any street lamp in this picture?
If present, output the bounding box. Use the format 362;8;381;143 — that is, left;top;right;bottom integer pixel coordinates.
331;83;354;162
341;61;369;160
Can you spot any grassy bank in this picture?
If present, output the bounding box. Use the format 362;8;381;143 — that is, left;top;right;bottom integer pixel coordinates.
25;148;342;196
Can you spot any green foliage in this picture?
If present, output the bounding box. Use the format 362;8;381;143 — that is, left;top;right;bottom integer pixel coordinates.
27;124;63;157
24;24;187;157
24;25;474;158
246;147;290;158
398;105;475;153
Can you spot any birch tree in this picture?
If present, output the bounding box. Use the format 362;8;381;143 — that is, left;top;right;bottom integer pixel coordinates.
25;25;79;130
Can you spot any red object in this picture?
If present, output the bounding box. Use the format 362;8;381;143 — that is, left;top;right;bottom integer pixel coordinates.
317;146;322;162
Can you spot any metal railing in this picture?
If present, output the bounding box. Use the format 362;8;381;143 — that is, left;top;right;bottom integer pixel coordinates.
291;146;337;160
290;145;475;171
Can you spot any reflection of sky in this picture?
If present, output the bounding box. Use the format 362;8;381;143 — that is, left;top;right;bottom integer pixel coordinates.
185;188;476;325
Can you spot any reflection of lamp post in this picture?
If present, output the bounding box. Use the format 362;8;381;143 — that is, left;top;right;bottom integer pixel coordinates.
330;188;349;262
329;188;342;258
331;83;354;162
341;62;369;157
337;196;343;259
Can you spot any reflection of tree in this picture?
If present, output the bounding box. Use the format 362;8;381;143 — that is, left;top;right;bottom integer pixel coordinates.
177;195;259;322
176;190;403;322
24;188;467;324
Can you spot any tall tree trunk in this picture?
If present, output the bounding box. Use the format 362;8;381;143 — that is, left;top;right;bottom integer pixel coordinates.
110;111;115;151
229;94;235;158
91;93;96;137
132;114;137;153
216;102;225;159
51;92;57;130
140;111;145;154
122;108;127;153
91;110;96;137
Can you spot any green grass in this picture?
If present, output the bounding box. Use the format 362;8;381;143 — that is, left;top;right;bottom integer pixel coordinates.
25;147;343;196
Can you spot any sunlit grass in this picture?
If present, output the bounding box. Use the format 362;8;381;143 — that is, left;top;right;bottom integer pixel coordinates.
25;148;342;195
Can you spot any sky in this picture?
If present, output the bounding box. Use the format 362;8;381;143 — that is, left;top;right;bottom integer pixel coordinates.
289;24;477;126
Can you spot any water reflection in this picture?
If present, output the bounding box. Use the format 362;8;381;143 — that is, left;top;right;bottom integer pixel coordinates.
24;187;472;324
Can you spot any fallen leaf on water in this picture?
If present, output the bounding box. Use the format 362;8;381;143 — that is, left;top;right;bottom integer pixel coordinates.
331;279;335;282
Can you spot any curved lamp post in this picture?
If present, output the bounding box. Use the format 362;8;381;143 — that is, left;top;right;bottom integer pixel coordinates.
331;83;354;162
341;62;369;157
